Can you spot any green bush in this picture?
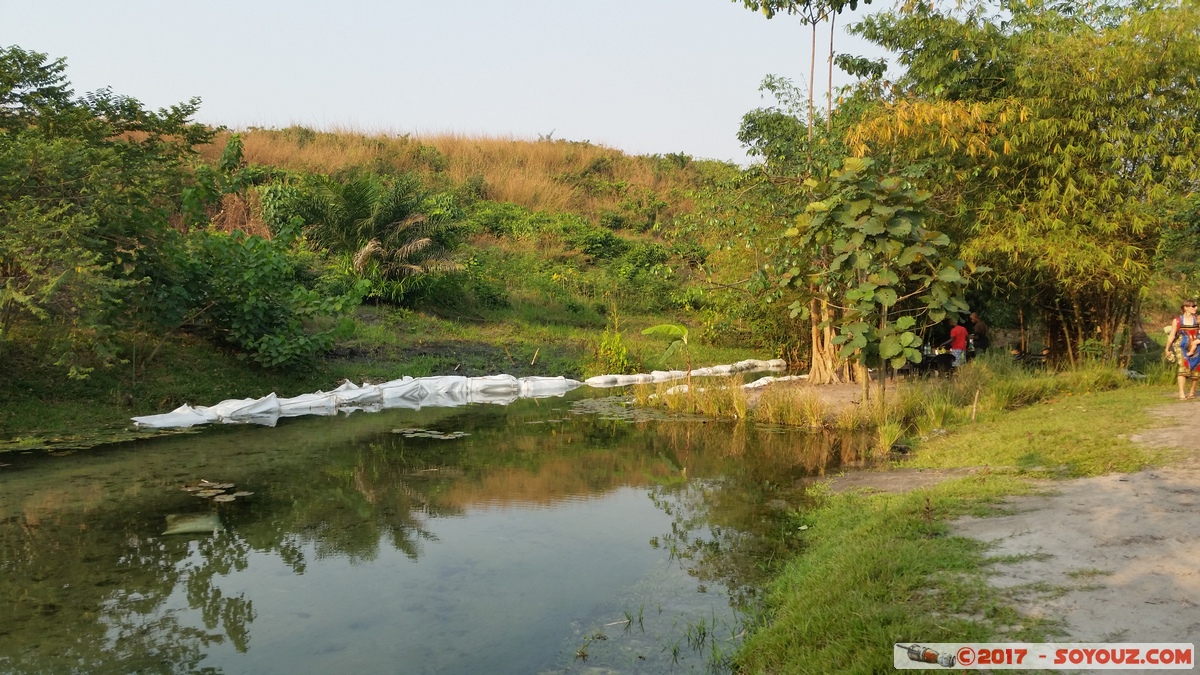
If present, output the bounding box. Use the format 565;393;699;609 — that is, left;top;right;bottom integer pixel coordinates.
583;324;639;377
566;225;630;259
171;230;365;367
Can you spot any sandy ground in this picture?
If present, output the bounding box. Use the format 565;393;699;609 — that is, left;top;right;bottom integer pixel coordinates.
819;397;1199;664
951;401;1200;659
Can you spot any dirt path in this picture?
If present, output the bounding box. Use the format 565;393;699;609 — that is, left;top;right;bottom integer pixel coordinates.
952;401;1200;649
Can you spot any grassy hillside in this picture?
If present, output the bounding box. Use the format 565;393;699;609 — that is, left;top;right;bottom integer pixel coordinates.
198;127;727;224
4;120;789;447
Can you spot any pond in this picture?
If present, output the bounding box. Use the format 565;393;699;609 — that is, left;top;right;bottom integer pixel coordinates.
0;390;871;674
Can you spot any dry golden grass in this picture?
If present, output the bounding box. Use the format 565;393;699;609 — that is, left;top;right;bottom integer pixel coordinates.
634;378;750;419
199;127;709;217
752;386;832;428
211;192;271;238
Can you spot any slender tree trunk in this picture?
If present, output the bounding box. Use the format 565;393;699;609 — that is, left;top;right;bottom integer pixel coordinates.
807;19;817;165
1019;306;1026;353
827;13;836;135
878;305;888;408
1061;309;1077;368
1071;298;1085;357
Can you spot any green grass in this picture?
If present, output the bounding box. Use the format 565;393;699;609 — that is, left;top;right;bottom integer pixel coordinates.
736;476;1062;674
906;385;1171;477
735;358;1179;673
0;303;771;451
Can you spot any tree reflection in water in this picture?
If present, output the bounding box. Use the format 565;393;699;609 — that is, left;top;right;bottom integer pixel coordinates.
0;396;871;673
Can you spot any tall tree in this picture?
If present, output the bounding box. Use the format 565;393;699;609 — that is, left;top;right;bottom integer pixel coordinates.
0;46;212;375
846;0;1200;362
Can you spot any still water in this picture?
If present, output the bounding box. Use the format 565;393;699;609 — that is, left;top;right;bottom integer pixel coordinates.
0;391;870;674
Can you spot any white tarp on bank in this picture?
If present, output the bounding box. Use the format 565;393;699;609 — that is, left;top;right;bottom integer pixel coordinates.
131;375;582;429
582;358;787;388
130;359;789;430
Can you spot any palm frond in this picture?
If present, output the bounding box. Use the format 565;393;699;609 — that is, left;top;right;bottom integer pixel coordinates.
353;239;382;273
391;237;433;262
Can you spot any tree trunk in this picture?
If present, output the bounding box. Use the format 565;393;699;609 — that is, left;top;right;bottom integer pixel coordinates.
827;14;835;135
806;19;817;165
878;305;888;409
1019;306;1026;353
807;297;844;384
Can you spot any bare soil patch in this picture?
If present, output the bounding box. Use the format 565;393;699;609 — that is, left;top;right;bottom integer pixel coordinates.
953;399;1200;649
745;381;865;411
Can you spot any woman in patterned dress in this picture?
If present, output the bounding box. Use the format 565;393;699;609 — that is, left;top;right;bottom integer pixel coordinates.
1165;299;1200;400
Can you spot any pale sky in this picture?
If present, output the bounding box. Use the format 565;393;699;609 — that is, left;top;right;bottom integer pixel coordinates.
1;0;891;162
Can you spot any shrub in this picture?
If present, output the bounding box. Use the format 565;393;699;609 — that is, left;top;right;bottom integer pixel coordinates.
567;225;629;259
170;230;365;367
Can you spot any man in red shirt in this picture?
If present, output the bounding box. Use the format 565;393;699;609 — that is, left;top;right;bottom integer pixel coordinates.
945;318;969;367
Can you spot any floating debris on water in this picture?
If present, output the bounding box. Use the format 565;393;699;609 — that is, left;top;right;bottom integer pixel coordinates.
180;479;252;502
391;428;470;440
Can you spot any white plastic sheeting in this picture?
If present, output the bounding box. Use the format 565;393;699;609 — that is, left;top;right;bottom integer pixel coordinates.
130;359;790;430
583;358;787;388
131;375;582;429
661;374;808;397
741;374;808;389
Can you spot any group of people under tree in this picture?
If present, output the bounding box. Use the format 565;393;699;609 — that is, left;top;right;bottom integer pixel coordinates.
938;311;989;368
924;299;1200;404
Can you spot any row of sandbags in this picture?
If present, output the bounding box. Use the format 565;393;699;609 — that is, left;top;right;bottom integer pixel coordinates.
582;358;787;388
131;359;791;429
130;376;582;429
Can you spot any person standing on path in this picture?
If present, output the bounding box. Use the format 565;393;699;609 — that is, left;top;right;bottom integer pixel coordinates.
969;311;990;353
942;318;969;368
1165;299;1200;400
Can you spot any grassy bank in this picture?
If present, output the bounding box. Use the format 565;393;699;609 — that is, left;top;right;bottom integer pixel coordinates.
0;304;768;452
733;360;1176;673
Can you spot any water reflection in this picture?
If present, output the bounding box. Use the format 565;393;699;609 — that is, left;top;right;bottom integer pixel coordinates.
0;393;871;673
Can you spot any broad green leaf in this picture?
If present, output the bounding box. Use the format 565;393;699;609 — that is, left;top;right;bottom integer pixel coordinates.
887;217;912;236
937;267;963;283
867;269;900;286
642;324;688;341
862;218;885;235
895;315;916;330
874;287;898;306
879;334;902;359
890;355;909;370
662;341;681;361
